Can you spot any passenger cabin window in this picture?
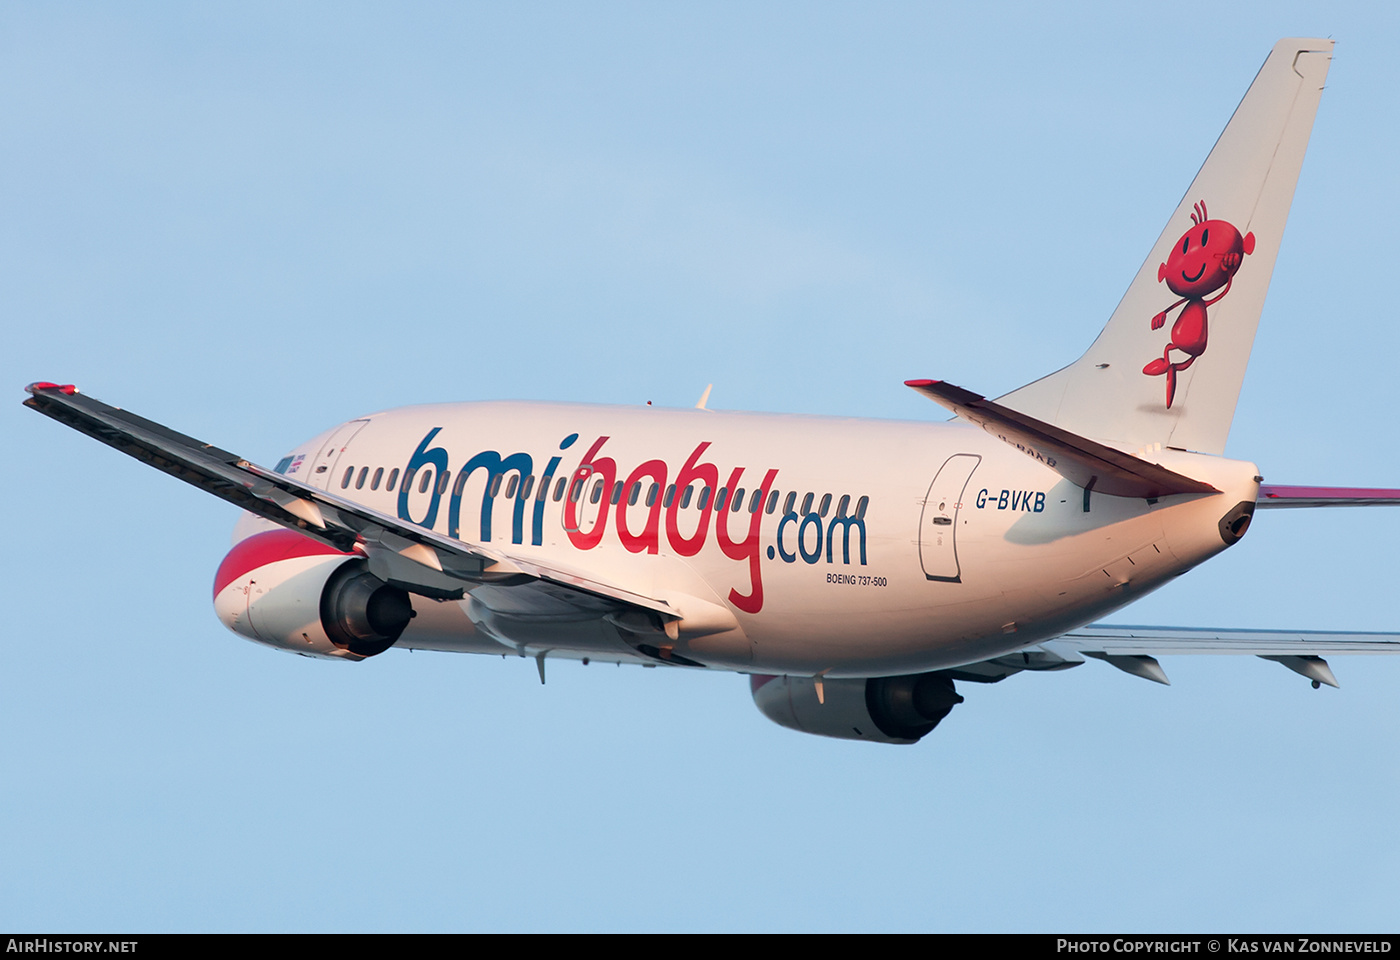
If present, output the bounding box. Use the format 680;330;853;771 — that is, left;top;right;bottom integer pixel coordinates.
355;467;368;490
819;493;832;517
387;468;399;492
732;488;746;513
341;466;354;489
402;467;416;492
663;484;676;508
418;469;432;494
766;490;780;514
783;491;797;514
610;481;623;505
714;487;728;512
749;489;763;513
629;482;642;506
801;492;814;514
680;485;694;509
590;480;604;504
436;471;450;496
503;475;518;499
697;486;711;510
856;495;869;520
520;476;534;500
371;467;383;490
646;483;659;507
836;494;851;518
555;477;568;501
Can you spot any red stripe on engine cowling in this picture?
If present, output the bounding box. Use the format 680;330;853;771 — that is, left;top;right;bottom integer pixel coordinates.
213;529;351;598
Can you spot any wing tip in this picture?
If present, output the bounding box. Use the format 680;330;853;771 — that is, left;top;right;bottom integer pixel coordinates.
26;381;78;396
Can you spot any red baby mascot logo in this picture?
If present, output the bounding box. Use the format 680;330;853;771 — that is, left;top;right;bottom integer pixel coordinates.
1142;201;1255;408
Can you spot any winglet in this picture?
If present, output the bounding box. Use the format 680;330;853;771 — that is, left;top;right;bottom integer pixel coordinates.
906;378;1218;500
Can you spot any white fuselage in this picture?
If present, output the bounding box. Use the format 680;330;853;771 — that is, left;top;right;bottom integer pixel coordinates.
241;401;1260;677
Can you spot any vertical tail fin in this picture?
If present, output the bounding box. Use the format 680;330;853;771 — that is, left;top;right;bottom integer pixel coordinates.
999;39;1333;455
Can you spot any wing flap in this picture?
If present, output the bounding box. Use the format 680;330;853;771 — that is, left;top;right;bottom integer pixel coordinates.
947;624;1400;688
1051;624;1400;689
1058;624;1400;655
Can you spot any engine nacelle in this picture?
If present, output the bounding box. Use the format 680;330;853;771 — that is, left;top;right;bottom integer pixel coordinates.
750;672;964;744
213;530;414;660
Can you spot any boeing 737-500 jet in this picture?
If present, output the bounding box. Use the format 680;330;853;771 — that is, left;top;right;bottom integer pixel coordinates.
26;38;1400;744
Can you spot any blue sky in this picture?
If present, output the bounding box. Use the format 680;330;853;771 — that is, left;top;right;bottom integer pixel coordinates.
6;2;1400;932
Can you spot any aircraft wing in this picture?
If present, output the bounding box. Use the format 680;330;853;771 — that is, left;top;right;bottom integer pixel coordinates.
947;624;1400;688
22;381;680;621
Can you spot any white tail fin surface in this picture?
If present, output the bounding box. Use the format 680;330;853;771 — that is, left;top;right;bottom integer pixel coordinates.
999;39;1333;455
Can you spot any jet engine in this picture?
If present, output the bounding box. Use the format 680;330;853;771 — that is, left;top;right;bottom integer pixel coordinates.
750;672;964;744
213;529;413;660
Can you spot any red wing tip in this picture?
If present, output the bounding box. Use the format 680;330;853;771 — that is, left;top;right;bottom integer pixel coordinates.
26;382;77;395
904;379;941;388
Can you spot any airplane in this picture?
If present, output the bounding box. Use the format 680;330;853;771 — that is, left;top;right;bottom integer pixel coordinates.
25;37;1400;745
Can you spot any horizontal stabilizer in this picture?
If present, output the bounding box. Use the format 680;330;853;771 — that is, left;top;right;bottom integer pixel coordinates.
1256;485;1400;508
905;379;1218;500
